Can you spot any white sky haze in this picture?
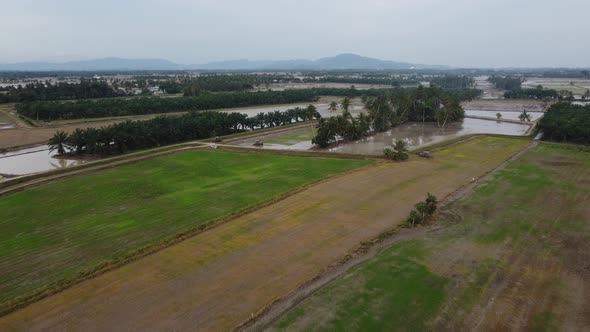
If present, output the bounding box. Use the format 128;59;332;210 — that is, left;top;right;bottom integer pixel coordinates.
1;0;589;67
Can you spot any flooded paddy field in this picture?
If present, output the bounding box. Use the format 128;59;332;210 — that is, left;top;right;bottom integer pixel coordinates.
0;104;18;130
219;101;363;119
465;109;543;121
0;123;15;130
330;118;530;155
473;76;505;99
462;99;546;112
230;118;531;155
0;145;86;177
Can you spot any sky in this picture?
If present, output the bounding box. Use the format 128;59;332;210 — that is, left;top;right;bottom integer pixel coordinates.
1;0;589;68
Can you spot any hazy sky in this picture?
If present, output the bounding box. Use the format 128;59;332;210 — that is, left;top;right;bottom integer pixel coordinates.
2;0;589;67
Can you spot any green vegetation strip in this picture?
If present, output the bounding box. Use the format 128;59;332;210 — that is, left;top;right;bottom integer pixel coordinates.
0;150;372;315
272;143;590;331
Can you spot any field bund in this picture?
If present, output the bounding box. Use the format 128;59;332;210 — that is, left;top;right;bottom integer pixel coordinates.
0;136;530;331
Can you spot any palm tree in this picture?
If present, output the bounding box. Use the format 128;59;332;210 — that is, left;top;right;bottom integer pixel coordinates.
305;104;318;121
393;139;409;161
519;110;531;122
340;97;351;112
384;139;409;161
328;101;338;113
67;128;86;154
496;113;502;120
48;131;69;155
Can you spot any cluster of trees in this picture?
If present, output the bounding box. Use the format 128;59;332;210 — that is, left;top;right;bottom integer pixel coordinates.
312;86;466;147
0;80;117;103
539;102;590;144
48;106;319;155
406;193;438;227
488;76;523;90
302;76;419;87
248;105;320;128
17;89;319;120
430;76;474;89
504;87;559;99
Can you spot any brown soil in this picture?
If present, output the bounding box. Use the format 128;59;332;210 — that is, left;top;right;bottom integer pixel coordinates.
0;137;530;331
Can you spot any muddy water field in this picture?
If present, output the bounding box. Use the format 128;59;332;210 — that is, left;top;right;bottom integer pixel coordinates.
230;117;531;155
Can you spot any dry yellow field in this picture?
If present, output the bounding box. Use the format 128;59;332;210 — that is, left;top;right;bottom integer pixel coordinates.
0;136;530;331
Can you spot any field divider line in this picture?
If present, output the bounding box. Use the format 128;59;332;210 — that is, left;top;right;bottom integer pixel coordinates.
0;160;381;318
237;137;536;332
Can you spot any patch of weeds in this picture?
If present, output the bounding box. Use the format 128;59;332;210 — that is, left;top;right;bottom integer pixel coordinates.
531;311;559;332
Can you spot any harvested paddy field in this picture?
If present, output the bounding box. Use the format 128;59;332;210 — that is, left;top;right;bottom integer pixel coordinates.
0;150;370;314
271;143;590;331
0;136;529;331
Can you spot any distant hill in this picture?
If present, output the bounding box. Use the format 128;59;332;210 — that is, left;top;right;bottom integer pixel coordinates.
0;54;445;71
194;54;436;70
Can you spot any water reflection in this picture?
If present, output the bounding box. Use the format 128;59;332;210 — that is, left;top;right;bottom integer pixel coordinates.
465;110;543;121
0;145;86;176
221;104;363;119
0;123;16;130
330;118;530;155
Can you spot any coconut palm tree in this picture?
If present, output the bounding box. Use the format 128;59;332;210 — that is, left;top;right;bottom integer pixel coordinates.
519;110;531;122
48;131;69;155
384;139;409;161
340;97;351;112
328;101;338;113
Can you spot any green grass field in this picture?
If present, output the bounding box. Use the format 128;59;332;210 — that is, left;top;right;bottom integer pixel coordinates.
265;128;317;146
271;143;590;331
0;150;371;312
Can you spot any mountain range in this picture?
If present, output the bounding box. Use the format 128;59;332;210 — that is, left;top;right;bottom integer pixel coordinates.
0;54;445;71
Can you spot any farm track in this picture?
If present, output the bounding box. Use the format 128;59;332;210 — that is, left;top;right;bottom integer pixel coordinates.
0;136;530;331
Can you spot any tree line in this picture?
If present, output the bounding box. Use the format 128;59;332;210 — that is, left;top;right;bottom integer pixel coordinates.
0;80;118;103
312;86;467;148
48;106;320;155
503;87;559;99
539;102;590;144
430;75;474;89
17;89;321;121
